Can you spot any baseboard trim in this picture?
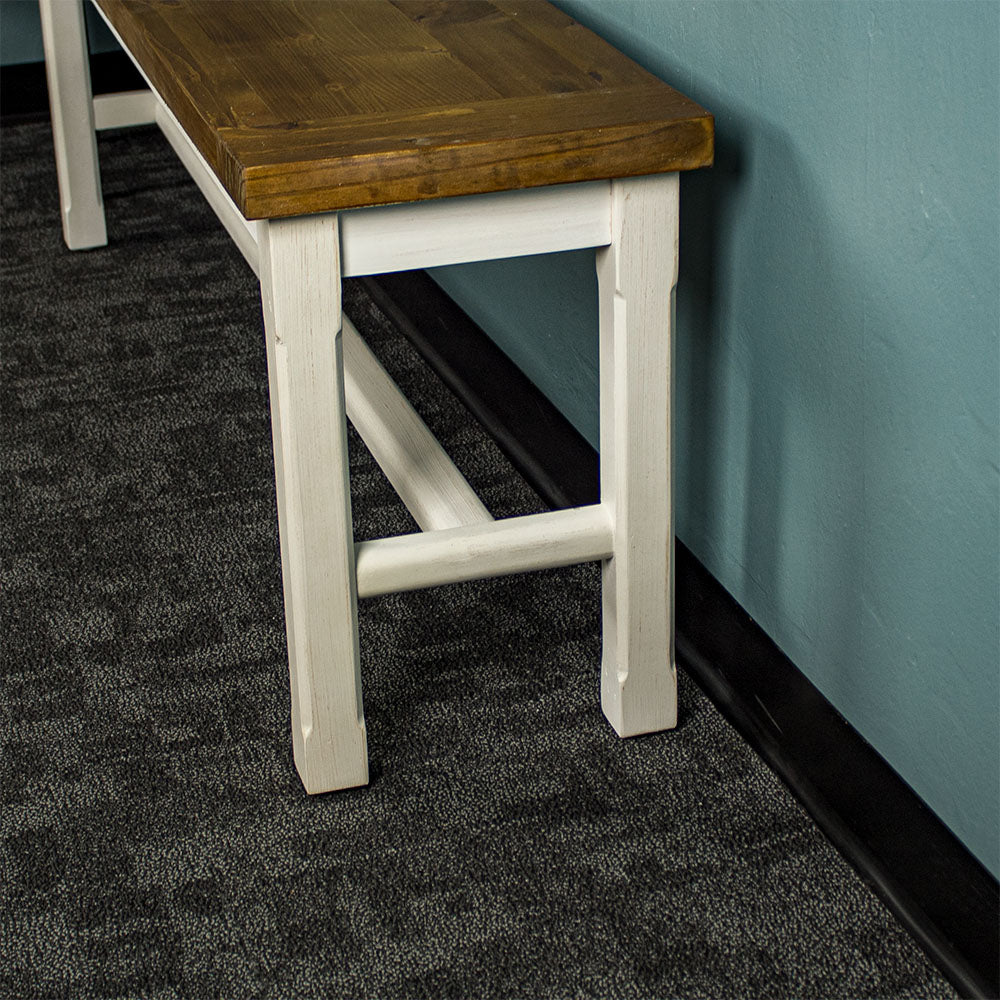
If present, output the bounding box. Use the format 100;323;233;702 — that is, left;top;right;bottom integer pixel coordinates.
363;270;999;1000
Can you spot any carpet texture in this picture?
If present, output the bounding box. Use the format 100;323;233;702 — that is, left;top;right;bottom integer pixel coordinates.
1;122;958;1000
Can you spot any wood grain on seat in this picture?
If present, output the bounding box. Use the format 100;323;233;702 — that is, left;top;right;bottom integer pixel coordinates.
95;0;714;218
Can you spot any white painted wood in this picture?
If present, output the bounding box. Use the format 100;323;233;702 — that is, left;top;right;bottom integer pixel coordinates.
342;317;492;532
154;102;262;276
93;89;155;130
339;181;611;276
595;173;680;737
39;0;107;250
354;504;613;599
258;214;368;794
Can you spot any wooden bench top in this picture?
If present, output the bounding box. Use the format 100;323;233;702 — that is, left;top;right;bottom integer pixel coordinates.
95;0;714;219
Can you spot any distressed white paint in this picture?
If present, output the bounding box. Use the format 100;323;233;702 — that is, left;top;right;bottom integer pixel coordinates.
155;102;262;277
93;89;155;130
339;181;611;276
596;173;679;736
343;317;492;532
258;215;368;794
355;504;613;599
38;0;107;250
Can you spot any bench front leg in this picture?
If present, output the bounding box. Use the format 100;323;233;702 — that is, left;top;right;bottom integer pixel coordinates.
39;0;107;250
259;215;368;793
596;173;680;736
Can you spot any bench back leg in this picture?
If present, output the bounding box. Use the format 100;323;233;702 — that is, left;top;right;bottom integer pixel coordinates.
259;215;369;793
39;0;107;251
597;173;680;736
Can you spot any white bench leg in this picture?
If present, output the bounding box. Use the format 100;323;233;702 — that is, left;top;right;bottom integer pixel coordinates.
39;0;107;251
596;173;680;736
258;215;368;793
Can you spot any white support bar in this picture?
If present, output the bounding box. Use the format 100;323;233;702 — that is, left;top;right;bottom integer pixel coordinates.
93;89;155;130
339;181;612;277
154;102;262;276
342;317;493;532
354;504;613;599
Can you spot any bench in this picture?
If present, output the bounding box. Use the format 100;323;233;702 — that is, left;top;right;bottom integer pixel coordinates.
40;0;714;794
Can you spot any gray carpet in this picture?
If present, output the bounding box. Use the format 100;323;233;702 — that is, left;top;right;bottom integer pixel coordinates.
1;121;958;999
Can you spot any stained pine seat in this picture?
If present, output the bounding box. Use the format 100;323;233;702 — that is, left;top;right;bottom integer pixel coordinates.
41;0;713;794
92;0;712;216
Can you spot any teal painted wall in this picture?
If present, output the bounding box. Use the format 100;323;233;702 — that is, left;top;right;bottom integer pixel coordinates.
5;0;997;876
431;1;1000;877
0;0;117;66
